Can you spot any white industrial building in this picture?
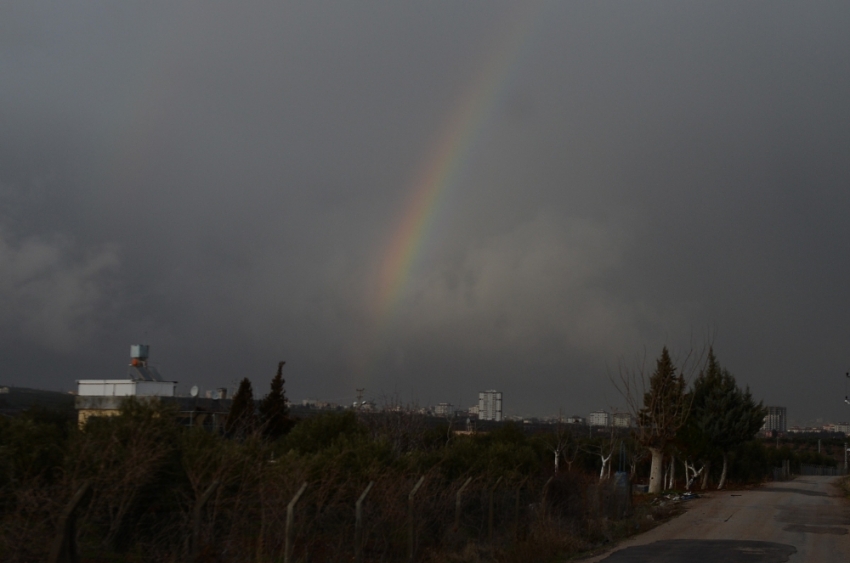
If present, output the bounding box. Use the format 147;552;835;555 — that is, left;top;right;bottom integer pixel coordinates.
75;345;178;425
478;390;502;421
77;345;176;398
75;345;231;430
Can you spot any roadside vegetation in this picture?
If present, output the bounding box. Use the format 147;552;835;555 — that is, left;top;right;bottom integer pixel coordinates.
0;350;841;562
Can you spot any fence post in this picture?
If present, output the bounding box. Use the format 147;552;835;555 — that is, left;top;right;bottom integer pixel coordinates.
454;477;473;530
408;476;425;562
488;476;503;540
514;477;529;540
48;481;91;563
284;482;308;563
354;481;374;563
541;476;554;516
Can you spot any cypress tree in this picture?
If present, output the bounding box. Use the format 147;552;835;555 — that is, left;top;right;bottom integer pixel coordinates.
259;361;291;440
638;347;689;493
689;349;767;489
226;378;256;437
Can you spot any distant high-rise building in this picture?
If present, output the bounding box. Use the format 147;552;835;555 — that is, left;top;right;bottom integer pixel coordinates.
762;406;787;433
566;415;585;425
478;390;502;421
588;410;610;427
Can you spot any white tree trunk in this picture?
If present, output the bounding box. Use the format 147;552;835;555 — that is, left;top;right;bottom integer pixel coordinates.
648;448;664;494
684;462;704;490
668;456;676;489
600;453;612;481
717;452;729;490
700;461;711;490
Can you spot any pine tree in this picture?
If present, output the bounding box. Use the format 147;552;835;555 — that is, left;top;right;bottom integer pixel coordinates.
689;349;766;489
638;347;689;493
259;361;291;440
678;349;720;488
226;378;256;437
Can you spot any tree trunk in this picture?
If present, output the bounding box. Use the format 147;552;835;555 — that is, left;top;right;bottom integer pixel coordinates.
667;456;676;490
685;462;704;490
700;461;711;490
717;452;728;490
600;454;611;481
648;448;664;494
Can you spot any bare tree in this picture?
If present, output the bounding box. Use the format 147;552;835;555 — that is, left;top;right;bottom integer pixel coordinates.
584;426;618;481
69;399;179;549
550;412;569;474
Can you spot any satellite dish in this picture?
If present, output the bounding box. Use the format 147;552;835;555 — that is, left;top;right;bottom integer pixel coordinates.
190;385;199;398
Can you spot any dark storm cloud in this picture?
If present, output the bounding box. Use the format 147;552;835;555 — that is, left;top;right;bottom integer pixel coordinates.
2;1;850;423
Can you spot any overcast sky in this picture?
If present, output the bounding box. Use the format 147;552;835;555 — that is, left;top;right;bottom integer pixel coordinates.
2;1;850;423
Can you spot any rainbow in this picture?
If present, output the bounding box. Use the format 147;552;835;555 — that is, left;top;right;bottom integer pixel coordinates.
374;6;543;327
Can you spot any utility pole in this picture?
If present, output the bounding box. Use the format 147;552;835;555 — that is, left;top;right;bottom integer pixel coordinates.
844;372;849;473
845;372;850;405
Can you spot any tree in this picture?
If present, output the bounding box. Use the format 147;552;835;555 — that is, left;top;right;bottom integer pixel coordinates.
586;426;618;481
676;353;719;489
226;378;256;437
71;398;180;549
258;362;292;440
689;349;766;489
637;347;690;493
550;413;567;474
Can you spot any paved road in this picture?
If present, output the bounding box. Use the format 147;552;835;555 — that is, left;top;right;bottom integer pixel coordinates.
585;476;850;563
